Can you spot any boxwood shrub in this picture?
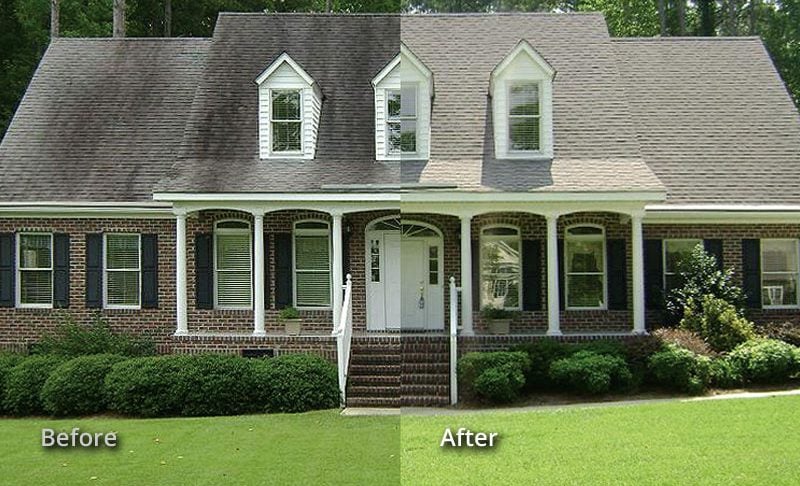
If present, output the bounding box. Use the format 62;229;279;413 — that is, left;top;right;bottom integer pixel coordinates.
0;353;24;414
472;363;526;403
549;351;633;395
3;355;66;415
458;351;531;401
727;339;800;384
512;340;570;390
647;344;711;394
251;354;339;413
104;355;191;417
174;354;262;417
41;354;126;417
31;315;156;358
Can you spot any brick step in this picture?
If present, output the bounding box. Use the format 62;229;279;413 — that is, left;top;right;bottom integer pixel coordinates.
347;385;400;398
349;354;401;366
401;373;449;385
348;375;401;387
402;352;449;364
401;384;450;396
401;362;449;374
350;345;401;355
401;395;450;407
401;343;450;352
346;396;401;408
348;364;400;376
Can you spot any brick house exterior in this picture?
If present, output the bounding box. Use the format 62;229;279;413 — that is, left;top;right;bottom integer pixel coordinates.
1;13;799;406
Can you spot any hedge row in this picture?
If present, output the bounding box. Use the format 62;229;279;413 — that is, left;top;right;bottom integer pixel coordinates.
0;353;339;417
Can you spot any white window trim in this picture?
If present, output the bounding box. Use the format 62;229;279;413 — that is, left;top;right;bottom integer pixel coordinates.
293;220;332;310
16;232;53;309
267;88;304;158
103;233;142;310
662;238;702;292
565;224;607;311
761;238;800;310
214;219;253;311
506;80;543;156
385;82;421;159
479;225;522;311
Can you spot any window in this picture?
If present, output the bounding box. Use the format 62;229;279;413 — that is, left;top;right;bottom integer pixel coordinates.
271;89;302;153
214;220;252;309
370;239;380;283
565;226;606;309
508;82;540;152
761;239;799;308
17;233;53;307
663;239;701;294
480;226;521;310
104;234;141;308
294;221;331;308
387;85;417;155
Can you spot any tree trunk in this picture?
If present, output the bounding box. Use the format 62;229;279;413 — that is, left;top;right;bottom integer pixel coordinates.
326;0;332;12
658;0;667;36
50;0;59;39
676;0;686;35
113;0;125;38
726;0;739;36
165;0;172;37
698;0;716;36
749;0;758;35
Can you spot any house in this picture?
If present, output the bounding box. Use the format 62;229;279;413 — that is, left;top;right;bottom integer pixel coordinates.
1;13;799;407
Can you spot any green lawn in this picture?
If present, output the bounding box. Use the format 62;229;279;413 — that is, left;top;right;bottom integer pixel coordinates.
0;411;399;486
401;395;800;485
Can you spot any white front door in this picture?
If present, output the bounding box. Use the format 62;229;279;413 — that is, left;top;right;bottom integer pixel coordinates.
400;239;427;328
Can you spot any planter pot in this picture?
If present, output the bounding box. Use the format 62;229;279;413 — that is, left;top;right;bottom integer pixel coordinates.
284;319;302;336
488;319;511;335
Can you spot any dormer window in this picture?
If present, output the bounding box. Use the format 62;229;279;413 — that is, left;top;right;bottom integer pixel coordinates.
491;40;555;159
373;45;432;161
255;53;321;160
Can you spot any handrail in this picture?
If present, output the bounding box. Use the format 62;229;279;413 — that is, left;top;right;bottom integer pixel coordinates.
334;274;353;405
449;276;459;405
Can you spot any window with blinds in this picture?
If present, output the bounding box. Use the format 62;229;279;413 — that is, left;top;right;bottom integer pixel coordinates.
18;233;53;307
105;234;141;308
761;239;799;308
294;221;331;308
215;221;252;309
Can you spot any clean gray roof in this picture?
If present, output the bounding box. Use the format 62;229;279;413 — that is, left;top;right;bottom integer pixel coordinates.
0;38;210;202
614;37;800;205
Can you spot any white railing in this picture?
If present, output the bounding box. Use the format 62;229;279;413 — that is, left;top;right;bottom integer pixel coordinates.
334;274;353;405
449;276;459;405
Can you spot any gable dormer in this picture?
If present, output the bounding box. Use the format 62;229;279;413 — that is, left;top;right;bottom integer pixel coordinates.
491;41;555;160
372;44;433;161
256;53;321;159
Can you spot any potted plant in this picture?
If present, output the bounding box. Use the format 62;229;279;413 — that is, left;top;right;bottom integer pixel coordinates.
481;306;515;335
279;307;302;336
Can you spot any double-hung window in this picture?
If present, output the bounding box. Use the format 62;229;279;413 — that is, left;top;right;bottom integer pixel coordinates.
387;85;417;155
17;233;53;307
271;89;302;153
104;234;141;309
663;239;701;294
294;221;331;308
761;239;799;308
508;82;540;152
215;221;252;309
565;226;606;309
479;226;521;310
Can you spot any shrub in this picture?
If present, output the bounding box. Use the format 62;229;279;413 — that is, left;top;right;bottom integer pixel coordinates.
666;244;745;324
549;351;633;395
728;339;800;384
0;353;24;414
472;363;526;403
104;356;190;417
708;358;743;389
512;340;570;390
653;328;715;357
480;306;516;320
759;322;800;347
647;344;711;394
31;314;156;358
3;355;66;415
572;340;627;358
174;354;261;417
458;351;531;399
41;354;126;417
680;295;756;352
251;354;339;413
278;307;300;320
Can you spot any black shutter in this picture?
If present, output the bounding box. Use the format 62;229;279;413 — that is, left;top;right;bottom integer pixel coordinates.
263;234;271;309
606;239;627;310
85;234;103;308
742;239;761;309
557;239;565;309
342;230;350;282
195;234;213;310
141;234;158;309
0;233;14;307
644;239;664;309
275;233;293;309
704;239;724;270
521;240;542;311
471;239;480;311
53;234;70;308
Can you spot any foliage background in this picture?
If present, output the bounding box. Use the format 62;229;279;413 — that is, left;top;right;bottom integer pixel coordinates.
0;0;798;139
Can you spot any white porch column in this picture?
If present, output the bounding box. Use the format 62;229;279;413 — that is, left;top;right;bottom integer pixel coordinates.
331;212;344;331
175;212;188;336
253;212;266;336
460;215;474;336
546;213;562;336
631;212;647;335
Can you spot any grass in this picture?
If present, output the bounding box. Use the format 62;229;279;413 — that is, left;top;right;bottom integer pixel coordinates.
401;395;800;485
0;411;399;486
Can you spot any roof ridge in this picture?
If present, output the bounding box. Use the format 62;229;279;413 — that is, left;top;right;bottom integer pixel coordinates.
612;36;761;42
51;37;212;42
217;11;604;17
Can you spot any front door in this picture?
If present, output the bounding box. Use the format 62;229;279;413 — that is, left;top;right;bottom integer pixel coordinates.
400;239;427;328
